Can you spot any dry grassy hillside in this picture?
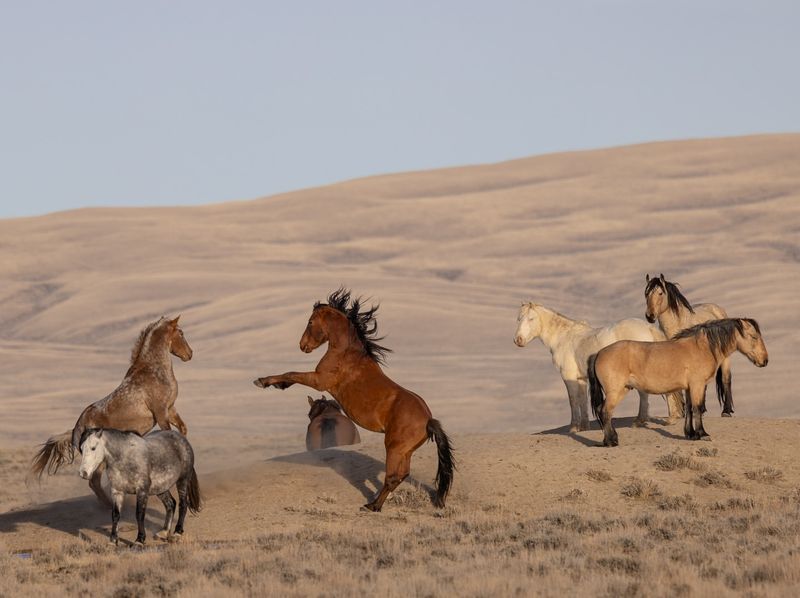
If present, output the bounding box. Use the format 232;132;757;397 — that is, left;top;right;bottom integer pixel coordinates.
1;134;799;596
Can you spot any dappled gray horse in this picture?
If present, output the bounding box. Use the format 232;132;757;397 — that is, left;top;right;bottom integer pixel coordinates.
79;429;201;546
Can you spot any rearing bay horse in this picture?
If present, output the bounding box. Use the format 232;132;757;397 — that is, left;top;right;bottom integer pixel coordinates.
645;274;734;415
31;316;193;504
253;289;454;511
589;318;767;446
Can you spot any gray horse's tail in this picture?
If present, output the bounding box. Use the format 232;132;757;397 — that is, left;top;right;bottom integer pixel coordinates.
31;430;74;477
588;354;605;422
427;419;455;509
187;468;203;514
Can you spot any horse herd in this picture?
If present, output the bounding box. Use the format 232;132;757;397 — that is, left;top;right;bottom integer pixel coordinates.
30;276;768;546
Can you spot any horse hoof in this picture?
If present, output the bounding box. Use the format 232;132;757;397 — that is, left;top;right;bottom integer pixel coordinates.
568;425;579;434
361;503;381;513
131;541;145;551
155;530;170;541
721;412;733;418
632;420;647;428
253;378;266;388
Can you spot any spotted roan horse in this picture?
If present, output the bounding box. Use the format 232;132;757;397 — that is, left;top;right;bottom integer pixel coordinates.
589;319;767;446
31;316;193;505
254;288;454;511
79;428;201;546
306;395;361;451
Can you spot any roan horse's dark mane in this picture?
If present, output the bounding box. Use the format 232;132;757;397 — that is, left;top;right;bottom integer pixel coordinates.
78;428;143;452
645;276;695;315
315;288;392;365
673;318;761;359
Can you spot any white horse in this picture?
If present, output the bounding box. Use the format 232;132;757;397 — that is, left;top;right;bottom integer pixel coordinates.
514;302;684;431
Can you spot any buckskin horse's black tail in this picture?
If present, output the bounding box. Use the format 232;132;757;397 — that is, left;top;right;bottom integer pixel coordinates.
427;419;455;508
588;354;605;423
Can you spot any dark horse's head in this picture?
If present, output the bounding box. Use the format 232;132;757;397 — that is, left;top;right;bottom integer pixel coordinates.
300;288;392;364
644;273;694;323
307;395;343;420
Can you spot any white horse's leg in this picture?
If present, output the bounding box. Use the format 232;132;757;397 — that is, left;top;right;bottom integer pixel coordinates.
577;380;590;431
633;391;649;426
563;380;583;432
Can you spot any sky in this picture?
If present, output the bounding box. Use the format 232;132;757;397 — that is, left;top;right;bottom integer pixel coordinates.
0;1;798;218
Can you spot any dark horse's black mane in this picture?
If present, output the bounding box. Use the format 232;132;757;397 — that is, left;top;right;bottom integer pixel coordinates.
316;288;392;365
645;276;695;315
308;397;344;420
673;318;761;358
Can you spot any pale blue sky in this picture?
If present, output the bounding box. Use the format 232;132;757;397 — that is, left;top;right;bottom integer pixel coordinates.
1;1;798;218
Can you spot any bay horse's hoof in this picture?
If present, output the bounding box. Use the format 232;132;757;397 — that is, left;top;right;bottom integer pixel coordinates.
253;378;266;388
361;503;381;512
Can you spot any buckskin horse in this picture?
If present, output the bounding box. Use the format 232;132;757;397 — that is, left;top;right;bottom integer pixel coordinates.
254;289;454;511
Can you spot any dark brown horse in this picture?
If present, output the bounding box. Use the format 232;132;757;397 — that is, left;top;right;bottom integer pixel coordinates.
306;395;361;451
31;316;193;504
254;289;454;511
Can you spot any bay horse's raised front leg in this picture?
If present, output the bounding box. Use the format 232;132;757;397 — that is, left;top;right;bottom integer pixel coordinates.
168;407;188;435
253;371;331;392
363;448;411;512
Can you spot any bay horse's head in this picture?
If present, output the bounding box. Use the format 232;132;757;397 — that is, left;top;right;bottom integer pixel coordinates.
307;395;343;420
734;318;768;368
300;304;338;354
514;302;541;347
166;316;193;362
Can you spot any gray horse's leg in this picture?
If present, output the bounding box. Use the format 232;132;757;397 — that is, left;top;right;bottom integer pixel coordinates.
109;489;124;545
89;462;112;507
174;480;189;536
633;391;649;427
564;380;585;432
156;492;177;540
134;491;148;545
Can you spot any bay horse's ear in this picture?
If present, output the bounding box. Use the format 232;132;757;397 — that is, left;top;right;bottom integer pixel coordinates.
170;315;181;326
308;396;315;406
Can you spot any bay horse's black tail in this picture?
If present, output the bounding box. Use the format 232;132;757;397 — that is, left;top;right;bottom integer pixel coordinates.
30;430;74;478
427;419;455;508
187;468;203;514
588;354;605;423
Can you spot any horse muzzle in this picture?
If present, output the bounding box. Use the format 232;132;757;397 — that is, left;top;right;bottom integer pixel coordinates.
514;336;527;347
645;313;656;323
79;469;90;480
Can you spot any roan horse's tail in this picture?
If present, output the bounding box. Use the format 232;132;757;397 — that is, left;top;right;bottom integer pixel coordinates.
30;430;74;477
588;354;606;422
426;419;455;508
187;467;203;514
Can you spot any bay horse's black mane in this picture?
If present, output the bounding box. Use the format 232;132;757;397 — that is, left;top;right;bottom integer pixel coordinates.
315;288;392;365
645;276;695;315
673;318;761;358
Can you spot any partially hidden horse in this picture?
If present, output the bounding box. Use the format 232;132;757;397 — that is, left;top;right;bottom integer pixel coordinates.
31;316;193;504
589;318;768;446
79;428;202;546
254;288;454;512
514;302;684;432
306;395;361;451
645;273;734;415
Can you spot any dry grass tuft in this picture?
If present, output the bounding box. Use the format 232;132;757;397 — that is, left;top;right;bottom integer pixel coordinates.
620;477;662;500
694;470;734;488
586;469;612;482
744;466;784;484
695;446;718;457
654;452;702;471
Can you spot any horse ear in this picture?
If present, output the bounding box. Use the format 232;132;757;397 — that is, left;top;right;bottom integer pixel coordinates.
645;274;650;282
97;429;103;438
659;273;665;282
170;315;181;327
308;396;314;406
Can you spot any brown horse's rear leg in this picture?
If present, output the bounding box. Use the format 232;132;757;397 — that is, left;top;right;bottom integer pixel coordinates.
685;386;709;440
600;388;625;447
89;463;112;507
363;450;410;512
633;390;649;427
168;407;188;435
